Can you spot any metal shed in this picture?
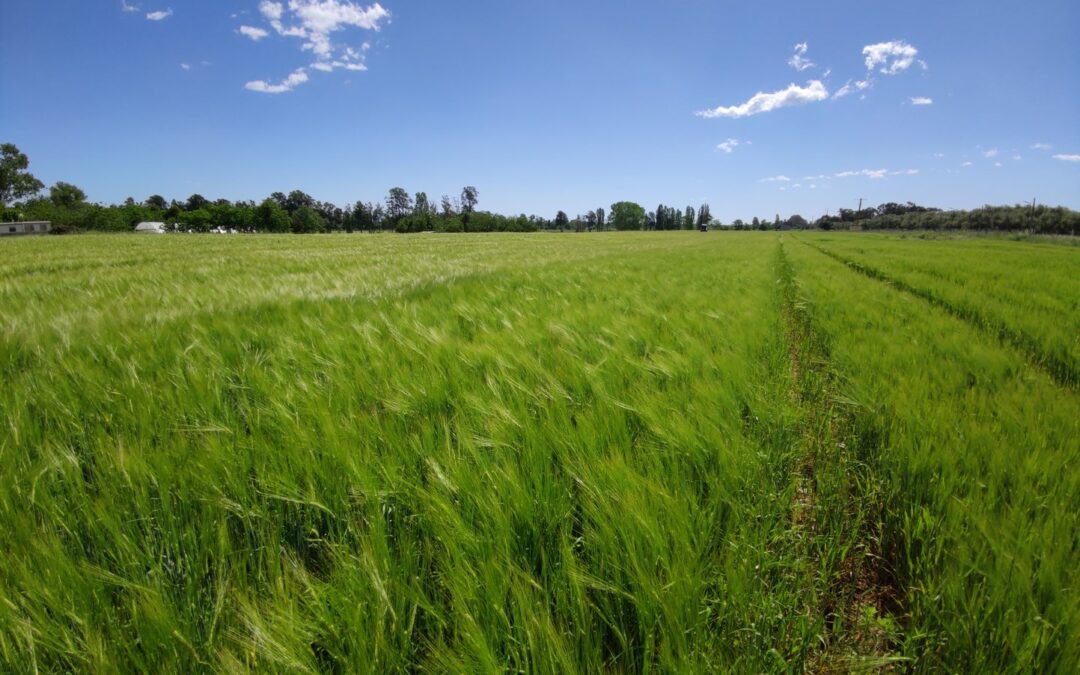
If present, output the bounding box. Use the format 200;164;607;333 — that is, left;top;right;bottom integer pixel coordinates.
0;221;51;236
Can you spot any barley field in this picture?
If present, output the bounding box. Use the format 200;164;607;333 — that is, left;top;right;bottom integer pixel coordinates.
0;232;1077;673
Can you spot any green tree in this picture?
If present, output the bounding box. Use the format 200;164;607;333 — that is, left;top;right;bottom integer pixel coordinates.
285;190;314;213
697;203;711;227
291;205;325;233
460;186;479;214
49;182;87;208
254;198;290;233
0;143;44;206
145;195;167;210
610;201;647;230
185;194;209;211
596;207;606;231
386;187;412;226
413;192;432;230
554;210;569;230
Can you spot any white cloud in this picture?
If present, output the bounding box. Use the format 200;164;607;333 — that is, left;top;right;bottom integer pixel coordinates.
1012;155;1022;161
982;148;999;158
760;175;791;183
243;1;386;91
962;161;973;167
863;40;919;75
146;8;172;20
717;138;740;153
788;42;814;71
239;25;270;40
933;153;945;158
245;68;309;93
835;169;888;179
1053;154;1080;162
259;1;284;21
697;80;828;118
994;162;1003;167
910;96;933;105
121;0;140;12
1030;143;1052;150
180;63;190;70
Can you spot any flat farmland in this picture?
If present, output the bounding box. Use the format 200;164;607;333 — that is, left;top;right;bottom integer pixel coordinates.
0;232;1077;672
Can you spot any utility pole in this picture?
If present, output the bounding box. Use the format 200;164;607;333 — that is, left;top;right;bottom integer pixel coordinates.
857;197;864;212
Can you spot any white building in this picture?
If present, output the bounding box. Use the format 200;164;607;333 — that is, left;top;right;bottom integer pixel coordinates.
134;221;167;234
0;221;51;236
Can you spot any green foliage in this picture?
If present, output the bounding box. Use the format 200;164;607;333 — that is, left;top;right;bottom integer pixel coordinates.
177;208;213;232
0;143;44;206
814;203;1080;235
48;181;87;208
291;205;325;234
610;201;646;230
255;198;291;233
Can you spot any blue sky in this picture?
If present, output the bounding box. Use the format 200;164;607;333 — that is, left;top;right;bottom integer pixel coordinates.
1;0;1077;221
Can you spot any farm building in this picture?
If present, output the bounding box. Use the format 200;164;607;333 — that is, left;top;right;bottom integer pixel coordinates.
0;221;51;236
134;221;167;234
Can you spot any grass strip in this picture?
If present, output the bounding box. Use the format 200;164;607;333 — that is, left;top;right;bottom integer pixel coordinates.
776;241;908;671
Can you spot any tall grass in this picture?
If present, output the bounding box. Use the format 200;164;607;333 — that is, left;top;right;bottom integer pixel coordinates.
786;238;1080;672
802;232;1080;386
1;233;831;672
1;232;1076;672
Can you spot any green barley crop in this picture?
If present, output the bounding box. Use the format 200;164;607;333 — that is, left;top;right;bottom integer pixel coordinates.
0;232;1076;672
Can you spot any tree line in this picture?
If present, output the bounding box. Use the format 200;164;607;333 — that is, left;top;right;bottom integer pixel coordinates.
2;144;1077;235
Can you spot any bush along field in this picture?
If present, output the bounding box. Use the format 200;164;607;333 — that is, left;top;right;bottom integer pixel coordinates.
0;232;1077;672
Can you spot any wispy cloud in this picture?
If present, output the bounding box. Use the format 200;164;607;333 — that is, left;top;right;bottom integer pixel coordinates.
239;25;270;41
909;96;933;105
1053;154;1080;162
962;161;974;167
697;80;828;118
760;175;791;183
835;168;889;179
717;138;740;154
1031;143;1052;150
982;148;999;158
121;0;140;12
832;78;871;99
180;63;190;70
146;8;172;20
245;68;310;94
863;40;919;75
788;42;814;71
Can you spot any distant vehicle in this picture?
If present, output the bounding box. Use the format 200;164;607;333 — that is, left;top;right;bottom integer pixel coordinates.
0;221;51;236
134;221;167;234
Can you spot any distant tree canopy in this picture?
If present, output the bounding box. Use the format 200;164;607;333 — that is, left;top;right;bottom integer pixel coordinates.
811;202;1079;235
2;144;1078;236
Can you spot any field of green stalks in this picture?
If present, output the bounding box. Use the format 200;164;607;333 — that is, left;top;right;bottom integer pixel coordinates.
0;232;1077;673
